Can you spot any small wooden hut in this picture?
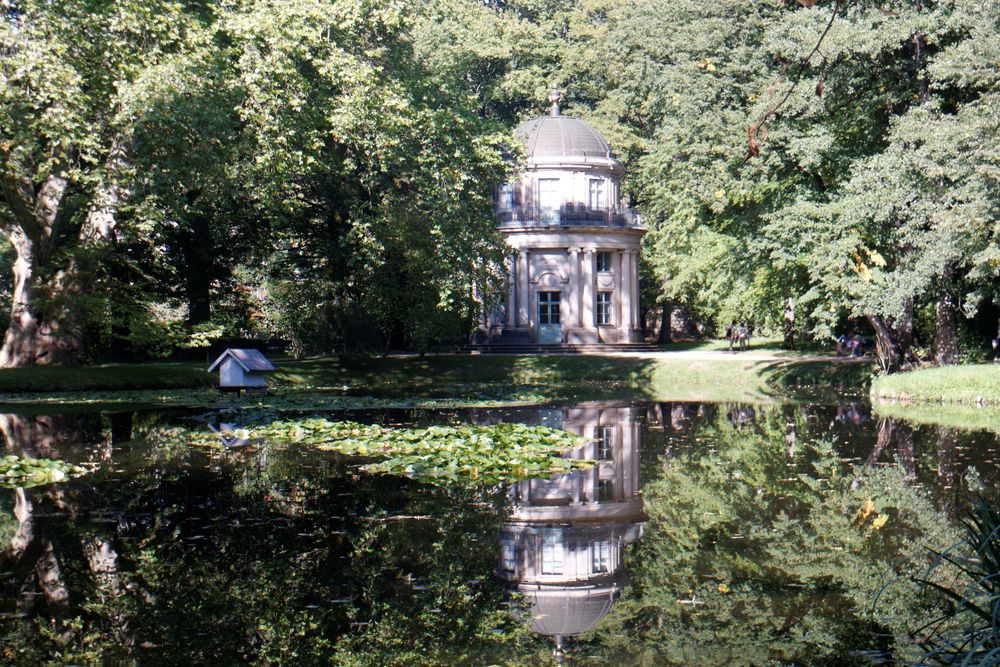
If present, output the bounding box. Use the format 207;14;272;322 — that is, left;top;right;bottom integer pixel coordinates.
208;348;275;394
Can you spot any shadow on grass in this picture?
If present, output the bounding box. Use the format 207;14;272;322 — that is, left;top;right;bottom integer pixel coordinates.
0;361;213;393
274;354;805;404
761;358;875;400
0;353;875;406
272;355;669;402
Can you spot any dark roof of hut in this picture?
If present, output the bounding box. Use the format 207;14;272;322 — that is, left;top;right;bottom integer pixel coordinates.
208;348;276;373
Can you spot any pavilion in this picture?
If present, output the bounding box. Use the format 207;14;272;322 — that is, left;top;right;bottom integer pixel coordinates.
484;90;645;347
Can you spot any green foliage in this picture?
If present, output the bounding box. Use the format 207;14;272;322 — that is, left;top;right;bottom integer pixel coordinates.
916;497;1000;665
3;0;999;365
589;0;1000;359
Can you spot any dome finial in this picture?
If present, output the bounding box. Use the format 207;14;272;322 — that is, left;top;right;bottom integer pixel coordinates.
548;87;562;116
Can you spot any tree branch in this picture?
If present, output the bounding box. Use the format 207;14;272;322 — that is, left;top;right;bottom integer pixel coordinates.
745;0;845;159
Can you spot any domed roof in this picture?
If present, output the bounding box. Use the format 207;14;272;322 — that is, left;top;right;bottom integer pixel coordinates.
515;116;615;161
526;587;620;636
514;88;616;161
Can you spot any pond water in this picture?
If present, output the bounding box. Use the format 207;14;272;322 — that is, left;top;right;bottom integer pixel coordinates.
0;400;998;665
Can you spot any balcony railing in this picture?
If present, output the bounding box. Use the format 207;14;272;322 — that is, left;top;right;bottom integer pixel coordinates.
495;205;642;229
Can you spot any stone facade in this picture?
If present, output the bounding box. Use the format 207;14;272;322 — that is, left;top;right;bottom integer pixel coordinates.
487;91;644;346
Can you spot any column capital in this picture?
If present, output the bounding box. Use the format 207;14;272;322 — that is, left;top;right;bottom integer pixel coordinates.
583;247;596;255
568;247;581;255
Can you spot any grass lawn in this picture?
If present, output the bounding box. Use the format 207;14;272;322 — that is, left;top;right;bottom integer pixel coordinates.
0;361;213;393
0;348;874;410
871;364;1000;406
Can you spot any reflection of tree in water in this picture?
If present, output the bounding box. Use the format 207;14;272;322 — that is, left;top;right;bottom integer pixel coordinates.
0;413;531;664
0;412;139;657
0;413;87;459
589;407;967;665
0;404;993;664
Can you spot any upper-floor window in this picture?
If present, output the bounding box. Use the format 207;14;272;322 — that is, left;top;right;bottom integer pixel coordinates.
498;183;513;210
589;179;606;209
592;540;611;573
595;424;614;459
596;251;611;272
542;529;564;575
538;178;561;211
500;543;516;573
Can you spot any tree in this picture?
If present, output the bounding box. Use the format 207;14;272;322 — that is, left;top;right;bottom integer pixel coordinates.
218;0;511;356
599;0;999;368
0;0;203;365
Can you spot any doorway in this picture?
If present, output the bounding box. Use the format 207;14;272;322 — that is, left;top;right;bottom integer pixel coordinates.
537;291;561;344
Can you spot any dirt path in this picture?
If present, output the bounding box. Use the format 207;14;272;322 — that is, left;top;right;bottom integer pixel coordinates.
599;349;871;363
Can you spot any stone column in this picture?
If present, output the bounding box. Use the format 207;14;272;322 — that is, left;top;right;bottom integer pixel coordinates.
620;250;631;332
582;249;595;328
631;249;641;335
516;250;530;328
506;253;516;328
568;248;581;329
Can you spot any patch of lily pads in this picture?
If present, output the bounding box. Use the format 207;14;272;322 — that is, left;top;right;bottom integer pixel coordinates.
161;419;591;486
0;454;89;489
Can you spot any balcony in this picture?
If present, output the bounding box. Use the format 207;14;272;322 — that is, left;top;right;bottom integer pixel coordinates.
495;205;642;230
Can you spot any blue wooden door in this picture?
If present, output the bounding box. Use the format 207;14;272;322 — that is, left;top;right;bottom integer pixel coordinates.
537;291;561;344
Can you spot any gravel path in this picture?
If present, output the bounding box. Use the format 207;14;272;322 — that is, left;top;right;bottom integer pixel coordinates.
599;349;870;363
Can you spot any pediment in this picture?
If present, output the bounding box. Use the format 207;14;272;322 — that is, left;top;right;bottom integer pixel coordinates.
534;271;568;287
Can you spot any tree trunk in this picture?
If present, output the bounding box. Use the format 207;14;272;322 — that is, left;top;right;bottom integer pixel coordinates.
0;230;81;366
782;297;795;349
867;314;902;373
657;303;672;344
897;297;915;356
0;230;40;366
934;272;958;366
0;138;126;367
180;211;213;325
800;307;811;344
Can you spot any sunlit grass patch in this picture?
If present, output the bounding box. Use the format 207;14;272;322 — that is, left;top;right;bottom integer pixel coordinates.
872;364;1000;406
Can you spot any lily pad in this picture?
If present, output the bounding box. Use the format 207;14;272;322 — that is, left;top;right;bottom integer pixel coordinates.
0;454;89;489
165;418;592;487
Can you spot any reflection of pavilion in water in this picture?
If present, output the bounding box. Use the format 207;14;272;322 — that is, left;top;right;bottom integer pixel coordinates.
476;404;646;659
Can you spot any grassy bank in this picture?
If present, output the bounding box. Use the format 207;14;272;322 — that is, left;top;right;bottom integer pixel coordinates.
871;364;1000;406
0;351;872;409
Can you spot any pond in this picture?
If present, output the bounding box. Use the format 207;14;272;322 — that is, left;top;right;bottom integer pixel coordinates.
0;399;997;665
